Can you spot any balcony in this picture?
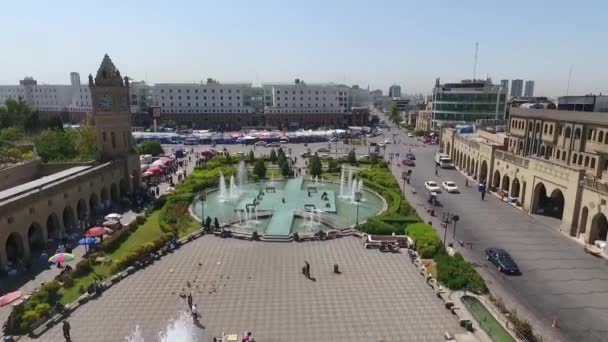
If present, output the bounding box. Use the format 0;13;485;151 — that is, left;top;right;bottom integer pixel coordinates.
494;150;529;168
585;141;608;155
582;177;608;196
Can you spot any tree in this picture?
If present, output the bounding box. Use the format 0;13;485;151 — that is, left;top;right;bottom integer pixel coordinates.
0;97;31;129
389;102;403;125
414;129;427;137
327;158;340;173
248;150;255;163
369;153;379;165
137;140;164;156
280;159;290;177
205;216;212;231
34;129;77;162
214;217;220;230
22;111;41;133
347;148;357;165
277;147;285;159
309;153;323;177
269;149;278;163
253;159;267;179
77;119;97;160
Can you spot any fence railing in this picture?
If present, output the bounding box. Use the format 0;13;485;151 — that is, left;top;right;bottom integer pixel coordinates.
581;177;608;195
494;150;529;168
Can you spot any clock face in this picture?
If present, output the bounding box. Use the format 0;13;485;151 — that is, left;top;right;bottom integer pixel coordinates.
97;95;113;111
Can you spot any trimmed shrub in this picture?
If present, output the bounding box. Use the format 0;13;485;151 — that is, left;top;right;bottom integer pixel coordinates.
407;222;442;258
34;303;51;317
358;217;405;235
73;259;92;278
101;226;133;253
434;253;487;293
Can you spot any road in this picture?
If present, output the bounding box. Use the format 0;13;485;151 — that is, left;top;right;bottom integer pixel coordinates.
376;117;608;342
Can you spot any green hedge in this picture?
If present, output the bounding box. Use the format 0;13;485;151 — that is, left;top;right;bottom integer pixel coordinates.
101;221;138;253
111;234;172;273
434;252;487;293
406;222;442;258
13;281;61;333
358;217;405;235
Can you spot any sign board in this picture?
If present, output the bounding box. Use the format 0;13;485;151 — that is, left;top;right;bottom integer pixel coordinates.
151;106;161;119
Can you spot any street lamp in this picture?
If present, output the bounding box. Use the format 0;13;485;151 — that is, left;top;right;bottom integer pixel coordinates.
354;191;363;226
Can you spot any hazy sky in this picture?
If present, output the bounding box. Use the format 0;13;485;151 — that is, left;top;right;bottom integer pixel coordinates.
1;0;606;96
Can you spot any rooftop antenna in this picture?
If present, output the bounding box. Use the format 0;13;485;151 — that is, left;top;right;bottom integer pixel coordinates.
566;64;574;96
473;42;479;81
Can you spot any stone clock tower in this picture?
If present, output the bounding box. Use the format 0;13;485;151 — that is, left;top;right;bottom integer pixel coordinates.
90;54;141;194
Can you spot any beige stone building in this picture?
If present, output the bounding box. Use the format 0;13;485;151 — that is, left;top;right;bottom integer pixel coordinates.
0;55;141;269
442;107;608;247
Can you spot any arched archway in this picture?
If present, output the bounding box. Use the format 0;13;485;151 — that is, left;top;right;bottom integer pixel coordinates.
89;193;99;217
5;232;25;263
101;187;109;209
63;206;76;232
502;175;510;192
480;160;488;183
533;183;564;219
119;179;129;198
579;207;589;235
511;178;521;198
28;222;45;253
46;213;61;240
589;212;608;243
110;183;119;202
493;170;501;189
77;198;88;220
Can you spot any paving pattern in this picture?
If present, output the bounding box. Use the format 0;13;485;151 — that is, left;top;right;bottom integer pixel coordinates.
32;237;462;341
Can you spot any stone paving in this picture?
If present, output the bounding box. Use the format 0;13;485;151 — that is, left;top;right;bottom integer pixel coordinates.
32;237;462;341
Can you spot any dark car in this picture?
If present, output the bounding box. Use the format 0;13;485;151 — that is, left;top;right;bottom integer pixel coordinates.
402;159;415;167
406;153;416;160
485;248;520;274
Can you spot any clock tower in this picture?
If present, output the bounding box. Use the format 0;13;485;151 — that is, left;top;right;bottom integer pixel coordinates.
90;54;132;159
90;54;141;194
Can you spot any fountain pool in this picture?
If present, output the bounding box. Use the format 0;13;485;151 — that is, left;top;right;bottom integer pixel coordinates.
192;177;385;236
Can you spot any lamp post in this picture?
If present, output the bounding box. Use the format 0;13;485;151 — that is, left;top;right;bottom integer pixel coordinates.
355;191;363;226
452;215;460;241
199;191;207;230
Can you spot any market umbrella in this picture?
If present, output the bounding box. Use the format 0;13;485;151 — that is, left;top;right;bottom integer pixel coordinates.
48;253;75;264
0;291;23;307
147;167;163;175
105;213;122;221
78;237;98;246
85;227;112;238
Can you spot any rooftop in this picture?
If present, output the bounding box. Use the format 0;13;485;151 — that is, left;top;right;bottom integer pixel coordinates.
510;107;608;125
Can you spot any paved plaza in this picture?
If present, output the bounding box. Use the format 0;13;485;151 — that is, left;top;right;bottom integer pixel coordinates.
34;236;462;341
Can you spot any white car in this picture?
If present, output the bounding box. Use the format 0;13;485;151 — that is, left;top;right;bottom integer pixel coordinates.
424;181;440;192
378;142;386;147
442;181;459;193
407;133;414;138
384;139;391;144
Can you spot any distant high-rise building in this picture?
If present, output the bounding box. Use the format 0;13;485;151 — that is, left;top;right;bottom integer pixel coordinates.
388;85;401;98
524;80;535;97
500;79;509;95
70;72;81;87
510;79;523;97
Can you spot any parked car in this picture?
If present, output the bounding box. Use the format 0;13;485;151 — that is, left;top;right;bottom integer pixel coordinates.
267;142;281;147
254;141;267;147
407;133;414;138
405;153;416;160
317;147;330;153
424;181;441;192
402;159;415;167
442;181;459;193
485;248;520;274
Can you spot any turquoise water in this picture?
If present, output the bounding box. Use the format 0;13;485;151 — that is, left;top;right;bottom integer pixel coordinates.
192;179;384;235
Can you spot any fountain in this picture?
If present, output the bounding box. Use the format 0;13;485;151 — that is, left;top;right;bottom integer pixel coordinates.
269;172;275;186
315;175;319;185
229;175;237;198
350;178;357;202
237;160;247;189
125;311;197;342
347;169;353;199
339;168;346;197
321;177;325;187
358;179;363;193
219;173;227;201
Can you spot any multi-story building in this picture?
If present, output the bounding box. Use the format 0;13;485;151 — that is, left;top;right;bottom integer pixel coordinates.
262;79;355;129
150;79;254;130
500;79;509;97
431;78;507;129
442;107;608;250
524;80;535;97
558;95;608;112
0;73;92;123
510;79;523;98
388;85;401;98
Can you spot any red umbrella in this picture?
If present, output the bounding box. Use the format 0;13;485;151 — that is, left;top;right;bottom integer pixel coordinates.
147;166;163;175
85;227;111;238
0;291;23;307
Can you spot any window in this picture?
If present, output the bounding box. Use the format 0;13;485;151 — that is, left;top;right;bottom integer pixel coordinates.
591;158;596;168
604;132;608;144
543;124;547;134
565;127;571;138
102;132;107;142
585;156;590;167
556;150;561;159
572;153;577;163
549;125;553;135
578;154;583;165
587;129;593;140
574;128;581;139
599;131;604;143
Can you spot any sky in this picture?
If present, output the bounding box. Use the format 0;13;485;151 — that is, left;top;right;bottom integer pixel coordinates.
0;0;606;97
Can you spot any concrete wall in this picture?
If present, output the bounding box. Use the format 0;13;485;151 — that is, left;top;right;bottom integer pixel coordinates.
0;160;41;191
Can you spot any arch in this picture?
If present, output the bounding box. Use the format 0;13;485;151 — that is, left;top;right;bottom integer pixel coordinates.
63;206;76;232
535;122;540;132
578;154;583;165
28;222;45;253
599;131;604;143
110;183;119;202
46;213;61;240
89;192;99;217
492;170;501;189
589;212;608;243
119;178;129;198
574;128;581;139
518;141;523;153
565;127;571;138
556;150;561;160
511;178;521;198
533;183;564;219
584;156;590;167
77;198;88;220
5;232;25;263
101;187;109;206
501;175;510;192
591;158;596;169
540;145;545;157
480;160;488;182
579;207;589;235
572;153;577;163
605;133;608;144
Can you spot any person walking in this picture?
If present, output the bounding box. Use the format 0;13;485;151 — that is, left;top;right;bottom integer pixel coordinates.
62;320;71;341
187;291;193;308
